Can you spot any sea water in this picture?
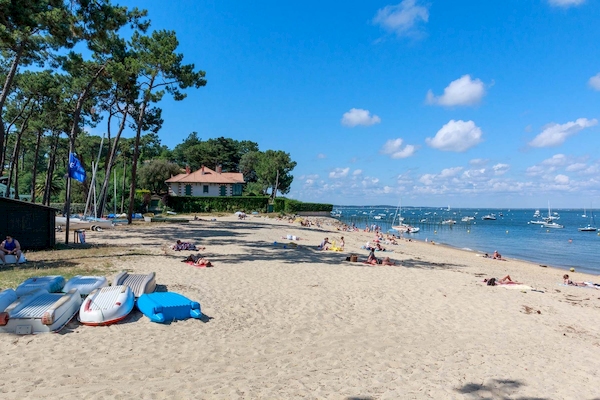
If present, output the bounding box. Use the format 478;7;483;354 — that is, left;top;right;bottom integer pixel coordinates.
333;206;600;274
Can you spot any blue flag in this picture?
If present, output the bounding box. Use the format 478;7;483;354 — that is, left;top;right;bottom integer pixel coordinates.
68;153;86;183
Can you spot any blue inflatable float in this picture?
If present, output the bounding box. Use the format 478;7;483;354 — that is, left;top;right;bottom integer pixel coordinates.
136;292;202;323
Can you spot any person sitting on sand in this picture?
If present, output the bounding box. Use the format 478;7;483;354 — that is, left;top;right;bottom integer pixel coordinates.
493;250;503;260
0;235;22;264
319;237;330;250
484;275;521;286
367;249;395;265
375;243;386;251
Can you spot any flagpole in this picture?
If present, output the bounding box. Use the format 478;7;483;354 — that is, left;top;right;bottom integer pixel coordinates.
65;140;75;245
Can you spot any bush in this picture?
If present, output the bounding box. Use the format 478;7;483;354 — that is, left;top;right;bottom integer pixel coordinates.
272;198;332;213
167;196;270;213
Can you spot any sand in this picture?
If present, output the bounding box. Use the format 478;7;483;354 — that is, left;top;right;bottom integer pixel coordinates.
1;215;600;399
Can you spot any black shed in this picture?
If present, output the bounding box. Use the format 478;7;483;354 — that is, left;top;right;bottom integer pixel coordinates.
0;197;57;250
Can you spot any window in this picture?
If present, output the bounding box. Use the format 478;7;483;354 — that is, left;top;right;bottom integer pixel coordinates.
203;185;209;193
219;185;227;196
232;183;243;196
185;185;192;196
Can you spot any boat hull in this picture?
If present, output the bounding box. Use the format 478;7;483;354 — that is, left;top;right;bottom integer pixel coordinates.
63;276;108;296
79;286;135;326
16;276;65;297
0;289;82;334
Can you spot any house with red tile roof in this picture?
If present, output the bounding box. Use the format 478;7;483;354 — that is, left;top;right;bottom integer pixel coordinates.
165;166;245;197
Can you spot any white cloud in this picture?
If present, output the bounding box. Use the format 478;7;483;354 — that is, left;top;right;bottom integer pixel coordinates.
439;167;463;178
380;138;417;158
554;174;570;185
341;108;381;127
317;153;326;159
566;163;586;172
329;167;350;179
373;0;429;37
589;73;600;91
353;169;363;176
541;154;567;166
548;0;585;7
529;118;598;147
426;75;486;107
469;158;487;166
492;163;510;176
426;120;483;152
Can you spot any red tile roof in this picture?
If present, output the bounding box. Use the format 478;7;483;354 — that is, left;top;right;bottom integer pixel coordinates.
165;166;245;184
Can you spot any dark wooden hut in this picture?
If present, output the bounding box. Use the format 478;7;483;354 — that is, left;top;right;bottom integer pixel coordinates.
0;197;57;250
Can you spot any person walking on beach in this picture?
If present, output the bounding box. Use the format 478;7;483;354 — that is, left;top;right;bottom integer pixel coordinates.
0;235;22;264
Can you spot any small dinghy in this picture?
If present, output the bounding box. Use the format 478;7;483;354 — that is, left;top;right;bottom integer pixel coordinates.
0;253;27;265
137;292;202;323
16;276;65;297
63;275;108;296
0;288;82;334
0;289;17;312
112;272;156;298
79;285;135;326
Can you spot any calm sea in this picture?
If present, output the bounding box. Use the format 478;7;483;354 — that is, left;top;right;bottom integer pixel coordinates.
333;206;600;274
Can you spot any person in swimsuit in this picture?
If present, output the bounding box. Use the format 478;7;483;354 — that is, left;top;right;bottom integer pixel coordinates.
484;275;521;285
0;235;22;264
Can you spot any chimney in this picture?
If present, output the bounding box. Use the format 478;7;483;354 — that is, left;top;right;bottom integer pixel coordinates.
217;165;222;174
185;165;191;174
201;165;205;175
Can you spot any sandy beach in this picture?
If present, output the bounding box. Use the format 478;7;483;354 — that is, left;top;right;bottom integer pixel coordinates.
1;215;600;399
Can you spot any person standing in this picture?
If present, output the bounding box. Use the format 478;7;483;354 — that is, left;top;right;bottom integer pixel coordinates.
0;235;22;264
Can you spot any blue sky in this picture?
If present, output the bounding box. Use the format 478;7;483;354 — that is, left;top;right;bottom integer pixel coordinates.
115;0;600;208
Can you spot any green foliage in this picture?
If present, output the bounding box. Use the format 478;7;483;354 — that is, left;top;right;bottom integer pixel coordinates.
255;150;297;197
171;134;258;172
167;196;270;213
137;159;181;193
274;198;333;213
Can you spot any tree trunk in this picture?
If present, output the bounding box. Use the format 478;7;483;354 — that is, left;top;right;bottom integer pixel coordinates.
0;44;25;176
127;77;155;224
120;158;126;213
96;108;128;217
30;129;43;202
13;143;21;199
4;118;29;197
65;64;106;244
43;132;60;205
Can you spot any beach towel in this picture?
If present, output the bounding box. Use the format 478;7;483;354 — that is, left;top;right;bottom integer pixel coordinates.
500;284;533;290
185;261;209;268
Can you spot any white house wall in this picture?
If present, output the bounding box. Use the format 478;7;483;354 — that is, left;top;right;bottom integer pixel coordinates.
169;183;233;197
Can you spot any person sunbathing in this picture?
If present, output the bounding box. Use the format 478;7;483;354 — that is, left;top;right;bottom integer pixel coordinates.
375;243;386;251
367;249;395;265
563;274;600;288
194;257;213;267
484;275;521;286
172;240;200;251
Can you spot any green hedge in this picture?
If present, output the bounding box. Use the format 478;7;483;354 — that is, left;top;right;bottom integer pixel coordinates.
273;198;333;213
167;196;270;213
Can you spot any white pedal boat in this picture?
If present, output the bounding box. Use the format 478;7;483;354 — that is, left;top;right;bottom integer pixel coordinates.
112;271;156;298
0;253;27;264
0;288;82;334
63;275;108;296
79;285;135;326
0;289;17;312
16;276;65;297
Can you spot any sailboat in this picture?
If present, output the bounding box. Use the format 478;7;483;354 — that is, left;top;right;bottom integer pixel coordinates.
579;209;597;232
391;201;420;233
542;202;563;229
582;207;587;218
